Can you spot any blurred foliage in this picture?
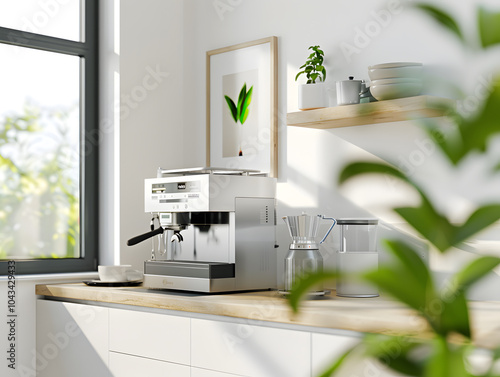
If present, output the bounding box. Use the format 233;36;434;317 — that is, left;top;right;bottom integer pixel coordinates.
289;3;500;377
0;104;79;259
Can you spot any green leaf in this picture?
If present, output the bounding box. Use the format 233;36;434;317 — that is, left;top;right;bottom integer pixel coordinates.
452;205;500;245
363;334;424;376
288;270;338;313
237;83;247;120
438;291;470;338
451;256;500;294
415;3;464;42
339;161;500;252
425;339;472;377
424;77;500;165
310;73;319;83
478;6;500;48
239;85;253;124
338;161;409;186
295;71;305;81
317;345;357;377
224;95;238;123
394;196;456;253
364;240;434;314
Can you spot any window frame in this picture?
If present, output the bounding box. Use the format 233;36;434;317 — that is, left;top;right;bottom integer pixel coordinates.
0;0;99;274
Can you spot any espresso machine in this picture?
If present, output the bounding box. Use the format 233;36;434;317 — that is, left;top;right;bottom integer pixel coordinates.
127;167;277;293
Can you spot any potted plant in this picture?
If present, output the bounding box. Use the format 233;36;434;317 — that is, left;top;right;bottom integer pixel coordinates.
295;45;327;110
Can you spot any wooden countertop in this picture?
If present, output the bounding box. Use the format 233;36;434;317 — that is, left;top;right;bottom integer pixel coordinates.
36;283;500;349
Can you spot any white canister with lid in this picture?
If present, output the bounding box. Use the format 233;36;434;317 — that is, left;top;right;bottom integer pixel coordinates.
336;76;363;105
336;218;379;297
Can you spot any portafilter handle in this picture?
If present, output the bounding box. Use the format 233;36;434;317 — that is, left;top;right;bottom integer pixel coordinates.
319;216;336;244
127;227;164;246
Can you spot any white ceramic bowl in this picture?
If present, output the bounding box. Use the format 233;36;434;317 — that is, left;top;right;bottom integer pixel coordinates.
370;82;422;101
368;65;423;81
369;62;422;69
371;78;422;85
98;265;132;282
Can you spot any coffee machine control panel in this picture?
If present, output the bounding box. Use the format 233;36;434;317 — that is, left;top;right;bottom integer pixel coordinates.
145;176;210;212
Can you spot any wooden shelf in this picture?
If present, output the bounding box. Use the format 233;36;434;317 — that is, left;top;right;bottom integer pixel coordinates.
287;95;453;129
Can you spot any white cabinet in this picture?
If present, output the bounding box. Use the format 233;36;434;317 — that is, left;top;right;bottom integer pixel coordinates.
36;300;110;377
192;318;311;377
191;367;244;377
37;299;370;377
109;308;190;365
109;351;190;377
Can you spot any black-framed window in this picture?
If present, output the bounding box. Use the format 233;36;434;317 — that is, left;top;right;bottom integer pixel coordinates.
0;0;98;274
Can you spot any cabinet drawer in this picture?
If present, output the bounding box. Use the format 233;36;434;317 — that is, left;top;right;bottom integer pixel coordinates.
110;351;190;377
109;308;190;364
192;318;311;377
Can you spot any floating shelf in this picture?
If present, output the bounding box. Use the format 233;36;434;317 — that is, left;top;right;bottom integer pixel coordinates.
287;95;454;129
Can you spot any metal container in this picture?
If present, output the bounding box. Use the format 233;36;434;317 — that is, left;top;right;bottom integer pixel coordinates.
282;214;336;293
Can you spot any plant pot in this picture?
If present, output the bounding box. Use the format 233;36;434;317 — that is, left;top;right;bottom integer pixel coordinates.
298;83;327;110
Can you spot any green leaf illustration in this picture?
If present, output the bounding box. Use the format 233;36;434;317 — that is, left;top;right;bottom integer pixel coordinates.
237;83;247;119
224;82;254;125
224;95;238;123
239;85;253;124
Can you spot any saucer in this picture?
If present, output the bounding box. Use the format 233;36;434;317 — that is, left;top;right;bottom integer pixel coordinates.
83;280;143;287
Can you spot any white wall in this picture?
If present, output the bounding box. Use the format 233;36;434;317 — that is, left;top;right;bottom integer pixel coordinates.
118;0;500;288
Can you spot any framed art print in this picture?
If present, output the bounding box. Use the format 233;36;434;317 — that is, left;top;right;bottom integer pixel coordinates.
206;36;278;177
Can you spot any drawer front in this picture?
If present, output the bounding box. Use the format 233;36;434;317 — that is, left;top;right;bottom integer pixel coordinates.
109;308;190;364
192;318;311;377
110;352;190;377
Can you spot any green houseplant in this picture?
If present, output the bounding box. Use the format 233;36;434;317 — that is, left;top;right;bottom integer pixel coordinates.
296;45;328;110
295;45;326;84
289;3;500;376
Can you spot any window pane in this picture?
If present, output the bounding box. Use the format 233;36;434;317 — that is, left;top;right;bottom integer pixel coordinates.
0;44;80;260
0;0;81;41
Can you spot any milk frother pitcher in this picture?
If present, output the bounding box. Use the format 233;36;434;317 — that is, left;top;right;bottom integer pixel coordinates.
282;214;336;294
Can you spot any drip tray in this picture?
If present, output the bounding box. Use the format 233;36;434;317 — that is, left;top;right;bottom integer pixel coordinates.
144;260;235;279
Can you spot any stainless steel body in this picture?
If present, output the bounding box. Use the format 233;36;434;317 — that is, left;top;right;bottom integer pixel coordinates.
281;214;336;294
284;249;324;291
142;168;277;293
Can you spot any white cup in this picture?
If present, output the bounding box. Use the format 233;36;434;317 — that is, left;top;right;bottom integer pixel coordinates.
98;265;137;282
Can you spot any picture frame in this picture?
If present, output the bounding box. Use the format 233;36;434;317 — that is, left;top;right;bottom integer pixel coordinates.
206;36;278;177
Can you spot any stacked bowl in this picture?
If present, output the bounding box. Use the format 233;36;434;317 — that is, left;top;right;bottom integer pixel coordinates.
368;62;423;101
